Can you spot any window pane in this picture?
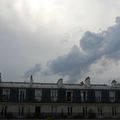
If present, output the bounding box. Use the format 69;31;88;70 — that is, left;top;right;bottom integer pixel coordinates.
35;89;42;101
51;90;57;102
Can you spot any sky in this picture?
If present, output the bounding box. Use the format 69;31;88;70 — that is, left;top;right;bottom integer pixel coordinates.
1;0;120;84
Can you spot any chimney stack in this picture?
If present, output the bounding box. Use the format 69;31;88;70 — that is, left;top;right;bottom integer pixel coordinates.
57;78;63;88
85;76;91;87
111;80;117;87
30;75;33;86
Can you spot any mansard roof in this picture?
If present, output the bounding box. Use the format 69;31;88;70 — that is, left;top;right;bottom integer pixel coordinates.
0;81;120;90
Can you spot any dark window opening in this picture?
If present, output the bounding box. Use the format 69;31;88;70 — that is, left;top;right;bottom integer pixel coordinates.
18;106;24;117
112;106;117;117
66;91;72;102
1;106;7;117
67;107;72;116
83;107;87;117
35;106;41;114
98;107;102;117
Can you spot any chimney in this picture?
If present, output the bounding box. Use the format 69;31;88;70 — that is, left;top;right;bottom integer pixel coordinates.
30;75;33;86
80;81;84;86
57;78;63;88
0;73;1;82
85;76;91;87
111;80;117;87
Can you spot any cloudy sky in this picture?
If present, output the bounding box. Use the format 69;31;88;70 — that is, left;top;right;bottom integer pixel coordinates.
1;0;120;84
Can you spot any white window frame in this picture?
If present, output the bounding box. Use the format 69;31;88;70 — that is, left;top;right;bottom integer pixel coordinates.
35;89;42;101
19;89;26;101
95;91;101;102
109;91;115;102
2;88;10;100
51;90;58;102
81;90;87;102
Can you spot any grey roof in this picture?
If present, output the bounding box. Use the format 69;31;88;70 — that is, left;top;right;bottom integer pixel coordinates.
0;81;120;90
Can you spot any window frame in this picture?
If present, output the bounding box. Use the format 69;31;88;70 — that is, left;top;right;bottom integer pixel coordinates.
95;91;102;102
2;88;10;101
109;91;115;102
35;89;42;101
19;89;26;101
51;89;58;102
66;90;73;102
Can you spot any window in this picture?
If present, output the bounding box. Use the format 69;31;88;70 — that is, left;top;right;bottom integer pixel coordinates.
95;91;101;102
19;89;26;101
83;106;87;117
112;106;117;117
35;89;42;101
35;106;41;114
81;90;87;102
18;106;24;117
97;106;102;117
67;106;72;116
109;91;115;102
1;106;7;117
2;88;10;101
51;90;57;102
66;91;73;102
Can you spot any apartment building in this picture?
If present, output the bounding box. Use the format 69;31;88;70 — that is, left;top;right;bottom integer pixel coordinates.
0;75;120;119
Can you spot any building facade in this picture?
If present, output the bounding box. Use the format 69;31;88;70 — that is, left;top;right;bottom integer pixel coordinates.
0;76;120;119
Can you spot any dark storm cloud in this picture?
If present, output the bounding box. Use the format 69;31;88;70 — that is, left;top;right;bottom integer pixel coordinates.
48;17;120;83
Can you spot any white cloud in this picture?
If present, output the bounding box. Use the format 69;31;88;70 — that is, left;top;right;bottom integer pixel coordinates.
0;0;120;83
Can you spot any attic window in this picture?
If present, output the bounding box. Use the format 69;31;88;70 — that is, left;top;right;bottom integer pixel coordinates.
95;91;101;102
66;91;73;102
35;89;42;101
109;91;115;102
2;88;10;101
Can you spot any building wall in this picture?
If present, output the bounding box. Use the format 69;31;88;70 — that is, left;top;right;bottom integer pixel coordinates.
0;83;120;119
0;102;120;118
